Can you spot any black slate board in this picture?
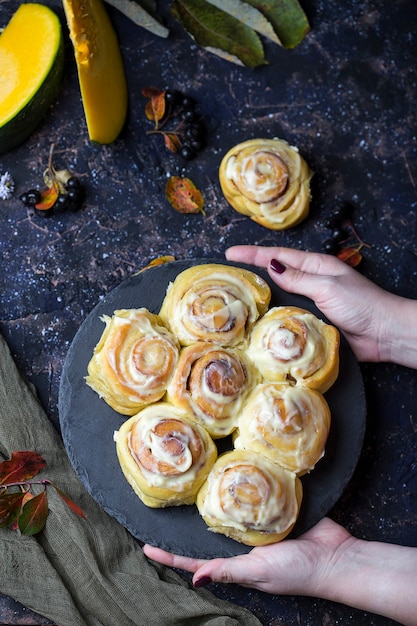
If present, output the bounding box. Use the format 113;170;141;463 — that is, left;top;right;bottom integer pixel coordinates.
59;259;366;558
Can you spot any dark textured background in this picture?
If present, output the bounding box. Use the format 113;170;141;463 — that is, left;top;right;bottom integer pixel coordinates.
0;0;416;624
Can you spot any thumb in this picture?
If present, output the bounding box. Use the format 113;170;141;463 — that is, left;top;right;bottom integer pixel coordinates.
193;555;252;588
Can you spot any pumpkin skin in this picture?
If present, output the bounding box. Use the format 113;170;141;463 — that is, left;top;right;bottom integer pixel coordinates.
0;4;64;155
62;0;128;144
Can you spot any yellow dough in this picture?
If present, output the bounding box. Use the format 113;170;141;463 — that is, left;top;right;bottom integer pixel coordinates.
219;138;312;230
86;308;179;415
234;383;331;475
247;306;340;393
159;264;271;347
197;449;302;546
114;403;217;507
166;342;260;438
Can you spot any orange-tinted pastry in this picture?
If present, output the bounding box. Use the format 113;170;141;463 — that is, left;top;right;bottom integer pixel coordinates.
197;449;302;546
166;342;260;438
219;138;312;230
159;264;271;347
114;403;217;507
247;306;339;393
234;383;331;475
86;308;179;415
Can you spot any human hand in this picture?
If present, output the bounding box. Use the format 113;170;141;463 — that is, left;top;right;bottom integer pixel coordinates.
226;245;400;363
143;517;352;595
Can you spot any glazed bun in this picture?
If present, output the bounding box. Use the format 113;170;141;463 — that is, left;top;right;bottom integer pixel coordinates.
114;403;217;508
219;138;312;230
197;449;302;546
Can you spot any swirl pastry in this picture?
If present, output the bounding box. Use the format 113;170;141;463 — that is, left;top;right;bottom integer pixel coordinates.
197;449;302;545
159;264;271;347
247;306;340;393
86;308;179;415
234;383;331;475
114;403;217;507
219;138;312;230
166;342;260;438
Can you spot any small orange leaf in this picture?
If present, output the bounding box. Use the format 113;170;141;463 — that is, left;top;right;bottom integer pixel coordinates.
35;185;59;210
165;176;205;215
337;247;363;267
163;133;181;153
139;256;176;272
143;87;166;124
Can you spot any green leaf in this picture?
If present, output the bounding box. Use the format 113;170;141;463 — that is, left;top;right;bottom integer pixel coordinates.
104;0;169;37
205;0;280;45
18;491;48;535
244;0;310;49
0;492;25;528
171;0;267;67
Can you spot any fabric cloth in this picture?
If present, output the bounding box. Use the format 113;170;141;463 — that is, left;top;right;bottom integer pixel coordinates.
0;334;261;626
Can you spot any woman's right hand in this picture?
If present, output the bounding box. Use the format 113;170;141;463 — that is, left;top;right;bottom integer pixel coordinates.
226;245;416;366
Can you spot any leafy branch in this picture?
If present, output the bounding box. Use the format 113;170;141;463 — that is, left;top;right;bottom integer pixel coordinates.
104;0;310;67
0;451;86;536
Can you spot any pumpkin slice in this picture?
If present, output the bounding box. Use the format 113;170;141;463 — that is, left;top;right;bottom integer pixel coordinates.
62;0;128;144
0;4;64;154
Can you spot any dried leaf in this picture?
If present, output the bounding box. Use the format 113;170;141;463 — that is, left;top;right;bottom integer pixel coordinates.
104;0;169;37
35;185;59;211
166;176;205;214
244;0;310;49
0;492;25;528
337;247;363;267
53;484;87;519
18;491;48;535
0;451;46;485
143;88;166;124
206;0;280;44
139;256;176;272
163;133;181;153
11;491;34;531
171;0;266;67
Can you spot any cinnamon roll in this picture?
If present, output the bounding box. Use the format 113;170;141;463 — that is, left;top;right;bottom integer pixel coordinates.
159;264;271;347
114;403;217;508
219;138;312;230
197;449;302;545
86;308;179;415
166;342;260;438
247;306;339;393
234;383;331;475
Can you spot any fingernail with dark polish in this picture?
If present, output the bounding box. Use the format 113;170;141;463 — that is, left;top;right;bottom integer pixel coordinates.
270;258;286;274
194;576;212;588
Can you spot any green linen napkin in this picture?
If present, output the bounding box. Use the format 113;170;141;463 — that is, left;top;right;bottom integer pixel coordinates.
0;334;261;626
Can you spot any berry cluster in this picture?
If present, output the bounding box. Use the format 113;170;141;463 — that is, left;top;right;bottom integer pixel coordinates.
322;203;353;255
143;87;206;161
20;176;85;216
321;202;369;267
19;144;85;217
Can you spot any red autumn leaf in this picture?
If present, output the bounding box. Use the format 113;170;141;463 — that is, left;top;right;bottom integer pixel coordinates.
0;492;25;528
18;490;48;535
165;176;205;214
35;185;59;210
337;246;363;267
0;451;47;485
53;484;87;519
163;133;181;153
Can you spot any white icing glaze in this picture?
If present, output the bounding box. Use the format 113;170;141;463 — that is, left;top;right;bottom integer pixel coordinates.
200;453;299;533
